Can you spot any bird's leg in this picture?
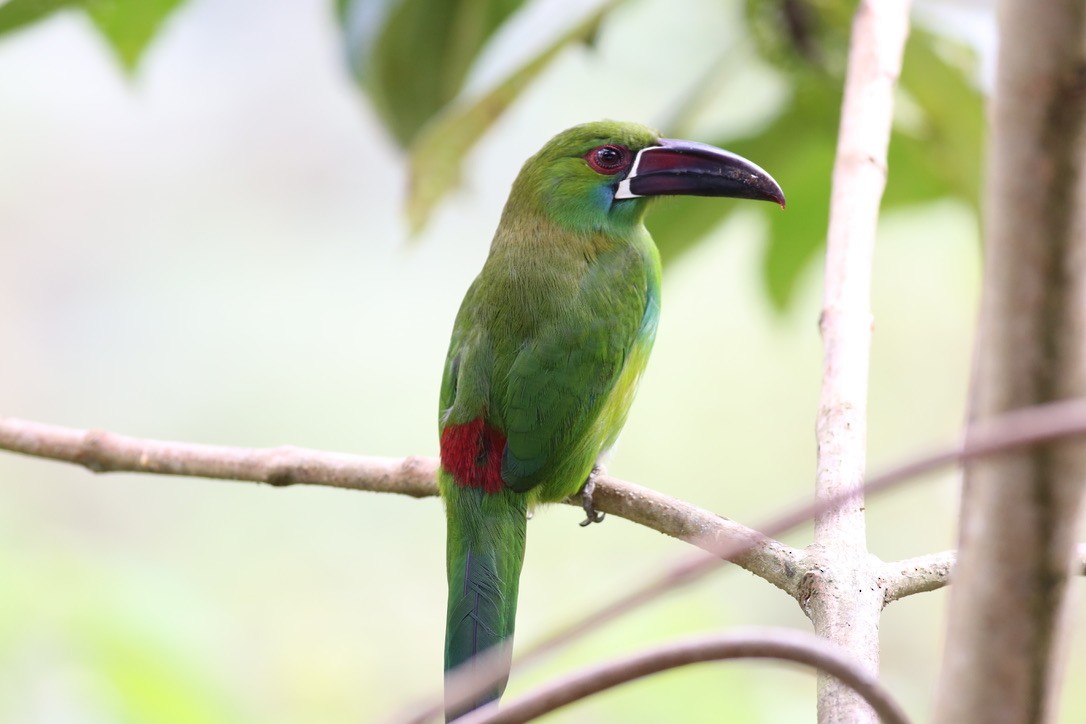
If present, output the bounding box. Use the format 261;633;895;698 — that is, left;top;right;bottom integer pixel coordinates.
579;467;605;527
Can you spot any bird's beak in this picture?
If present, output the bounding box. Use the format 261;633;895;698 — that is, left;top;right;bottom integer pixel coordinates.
615;138;785;208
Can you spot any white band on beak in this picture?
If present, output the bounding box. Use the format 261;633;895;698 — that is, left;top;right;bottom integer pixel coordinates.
613;145;658;200
614;178;639;199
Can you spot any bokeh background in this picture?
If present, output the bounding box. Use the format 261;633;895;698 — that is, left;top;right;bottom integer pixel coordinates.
0;0;1082;721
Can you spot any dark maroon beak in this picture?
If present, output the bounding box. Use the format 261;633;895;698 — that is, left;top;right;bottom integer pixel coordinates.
615;138;785;208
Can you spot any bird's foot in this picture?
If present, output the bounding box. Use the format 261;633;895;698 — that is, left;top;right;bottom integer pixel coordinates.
579;467;605;527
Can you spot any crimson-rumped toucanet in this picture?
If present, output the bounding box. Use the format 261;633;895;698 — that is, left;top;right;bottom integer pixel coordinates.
436;120;784;719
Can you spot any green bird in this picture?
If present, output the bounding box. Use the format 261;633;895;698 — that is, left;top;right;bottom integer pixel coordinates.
437;120;783;718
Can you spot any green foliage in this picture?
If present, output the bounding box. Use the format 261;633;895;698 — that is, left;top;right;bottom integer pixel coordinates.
0;0;85;34
745;0;851;77
86;0;186;71
0;0;184;70
404;1;620;233
887;32;983;209
649;76;842;309
337;0;527;147
647;6;983;310
349;0;983;310
0;0;984;310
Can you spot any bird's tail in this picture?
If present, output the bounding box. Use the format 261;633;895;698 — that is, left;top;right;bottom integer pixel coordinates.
441;474;528;721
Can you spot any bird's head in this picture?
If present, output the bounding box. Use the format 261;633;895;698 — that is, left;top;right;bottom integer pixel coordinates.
507;120;785;234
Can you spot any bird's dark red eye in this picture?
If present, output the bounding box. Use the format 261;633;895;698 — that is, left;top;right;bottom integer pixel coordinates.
585;144;629;175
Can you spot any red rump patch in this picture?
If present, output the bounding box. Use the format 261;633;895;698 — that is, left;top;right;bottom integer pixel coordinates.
440;418;507;494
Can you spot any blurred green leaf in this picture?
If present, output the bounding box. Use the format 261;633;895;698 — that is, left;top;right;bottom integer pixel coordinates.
887;29;983;209
739;80;840;310
650;76;840;310
0;0;185;71
760;135;835;308
86;0;186;71
649;3;982;311
405;0;621;234
0;0;84;34
339;0;527;147
745;0;851;77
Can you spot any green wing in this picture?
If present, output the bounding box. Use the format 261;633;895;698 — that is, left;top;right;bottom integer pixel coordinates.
498;247;649;493
439;276;485;429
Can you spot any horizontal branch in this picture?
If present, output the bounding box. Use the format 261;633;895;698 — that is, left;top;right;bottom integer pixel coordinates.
455;628;910;724
881;543;1086;605
0;417;439;495
880;550;957;605
0;416;804;596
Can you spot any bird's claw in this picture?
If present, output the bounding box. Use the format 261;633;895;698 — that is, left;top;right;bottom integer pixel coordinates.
579;468;605;527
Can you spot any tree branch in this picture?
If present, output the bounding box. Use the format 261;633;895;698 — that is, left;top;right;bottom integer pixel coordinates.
580;476;805;597
0;415;805;596
810;0;911;720
0;417;439;495
881;543;1086;605
880;550;956;605
456;628;910;724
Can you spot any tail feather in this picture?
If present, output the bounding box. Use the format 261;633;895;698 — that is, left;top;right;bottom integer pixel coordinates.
442;479;527;720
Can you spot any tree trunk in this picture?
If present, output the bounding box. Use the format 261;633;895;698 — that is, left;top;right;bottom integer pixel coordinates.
934;2;1086;722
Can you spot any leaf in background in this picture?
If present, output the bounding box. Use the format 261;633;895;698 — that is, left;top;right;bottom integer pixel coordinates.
744;80;840;310
886;29;982;209
745;0;851;78
649;1;983;312
0;0;186;71
339;0;526;147
649;77;840;311
85;0;186;71
405;0;621;234
646;0;848;309
760;135;835;309
0;0;85;35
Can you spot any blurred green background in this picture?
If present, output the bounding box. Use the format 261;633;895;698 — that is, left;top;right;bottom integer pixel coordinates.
0;0;1083;721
